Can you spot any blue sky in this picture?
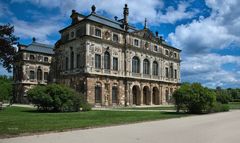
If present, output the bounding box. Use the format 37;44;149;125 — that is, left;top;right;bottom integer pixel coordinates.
0;0;240;88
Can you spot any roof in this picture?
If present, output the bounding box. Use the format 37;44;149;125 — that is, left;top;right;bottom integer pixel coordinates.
85;13;136;32
22;42;54;55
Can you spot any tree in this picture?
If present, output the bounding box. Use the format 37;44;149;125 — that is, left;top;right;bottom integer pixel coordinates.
0;24;19;72
0;75;13;102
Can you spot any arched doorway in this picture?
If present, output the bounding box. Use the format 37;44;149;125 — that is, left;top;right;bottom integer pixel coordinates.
152;87;159;105
132;85;140;105
143;86;150;105
95;83;102;104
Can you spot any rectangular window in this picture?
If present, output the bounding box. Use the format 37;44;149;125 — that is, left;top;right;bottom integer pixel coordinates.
95;28;101;37
29;71;35;80
134;39;139;46
44;72;48;81
95;54;101;69
65;57;69;70
77;54;80;68
174;69;177;79
165;67;169;78
113;34;119;42
174;53;177;58
113;57;118;70
154;45;158;51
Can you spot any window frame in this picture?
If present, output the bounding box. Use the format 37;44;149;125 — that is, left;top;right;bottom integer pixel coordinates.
113;57;118;71
95;28;102;37
95;54;101;69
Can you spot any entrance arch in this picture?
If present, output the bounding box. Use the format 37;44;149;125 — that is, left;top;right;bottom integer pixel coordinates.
132;85;140;105
143;86;150;105
152;87;159;105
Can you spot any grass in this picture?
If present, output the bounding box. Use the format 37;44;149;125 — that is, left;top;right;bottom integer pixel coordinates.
115;106;176;110
227;102;240;109
0;106;188;137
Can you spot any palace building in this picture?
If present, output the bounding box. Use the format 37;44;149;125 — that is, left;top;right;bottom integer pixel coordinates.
53;4;181;106
13;39;54;103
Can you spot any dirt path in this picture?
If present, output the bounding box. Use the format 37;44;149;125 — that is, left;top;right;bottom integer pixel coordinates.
1;110;240;143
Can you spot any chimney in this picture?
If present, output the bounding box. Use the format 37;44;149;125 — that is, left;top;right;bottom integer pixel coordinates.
114;16;118;21
32;37;36;42
144;18;147;29
155;31;159;38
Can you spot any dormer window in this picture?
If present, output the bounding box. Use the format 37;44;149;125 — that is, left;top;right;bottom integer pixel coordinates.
134;39;139;47
113;34;119;42
95;28;101;37
30;55;35;60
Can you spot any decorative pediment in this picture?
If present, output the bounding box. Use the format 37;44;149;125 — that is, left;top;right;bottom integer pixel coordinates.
131;28;156;41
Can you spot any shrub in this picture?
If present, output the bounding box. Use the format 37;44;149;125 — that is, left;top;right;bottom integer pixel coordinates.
81;102;92;111
27;84;89;112
173;83;216;114
215;89;231;104
207;102;229;113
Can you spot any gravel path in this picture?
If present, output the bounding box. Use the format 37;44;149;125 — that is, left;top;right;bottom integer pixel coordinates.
1;110;240;143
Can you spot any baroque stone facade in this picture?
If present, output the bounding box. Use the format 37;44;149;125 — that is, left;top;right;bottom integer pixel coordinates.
53;4;181;106
13;39;54;103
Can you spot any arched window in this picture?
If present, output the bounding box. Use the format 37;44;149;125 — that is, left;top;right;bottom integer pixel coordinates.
132;56;140;73
70;51;74;70
37;69;42;81
143;59;150;74
152;61;158;76
95;83;102;103
29;71;35;80
95;54;101;69
104;51;110;69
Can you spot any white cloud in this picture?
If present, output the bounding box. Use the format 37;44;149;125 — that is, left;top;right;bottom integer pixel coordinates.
11;17;64;44
11;0;196;25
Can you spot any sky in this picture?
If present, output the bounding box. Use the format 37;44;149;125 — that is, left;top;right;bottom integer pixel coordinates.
0;0;240;88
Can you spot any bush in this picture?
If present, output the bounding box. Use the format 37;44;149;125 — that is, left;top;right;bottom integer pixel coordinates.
27;84;90;112
0;76;12;102
207;102;229;113
215;89;231;104
173;83;216;114
81;102;92;111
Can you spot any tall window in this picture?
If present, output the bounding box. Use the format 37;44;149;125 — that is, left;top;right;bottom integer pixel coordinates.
165;50;169;55
154;45;158;51
113;34;119;42
113;57;118;70
104;51;110;69
174;69;177;79
37;69;42;81
44;72;48;81
143;59;150;75
65;57;69;70
134;39;139;46
71;51;74;70
165;67;169;78
95;83;101;103
29;71;35;80
112;86;118;104
170;63;173;78
132;56;140;73
95;54;101;69
95;28;101;37
152;61;158;76
77;54;80;68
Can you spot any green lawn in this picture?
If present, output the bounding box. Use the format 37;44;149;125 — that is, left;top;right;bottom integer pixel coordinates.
115;106;175;110
0;107;188;137
227;102;240;109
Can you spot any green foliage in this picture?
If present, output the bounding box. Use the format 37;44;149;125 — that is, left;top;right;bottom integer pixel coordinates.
0;75;12;102
27;84;89;112
215;88;231;104
0;24;19;72
207;102;229;113
173;82;216;114
81;102;92;111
